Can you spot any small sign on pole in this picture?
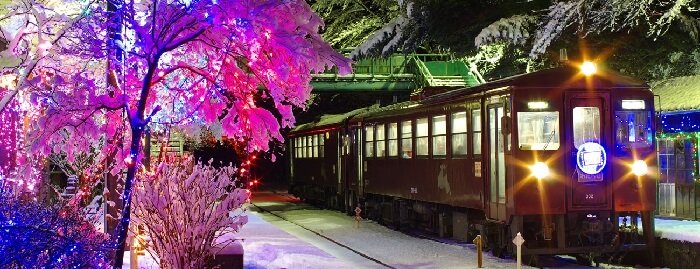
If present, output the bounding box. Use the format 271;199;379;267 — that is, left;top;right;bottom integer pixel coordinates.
513;232;525;269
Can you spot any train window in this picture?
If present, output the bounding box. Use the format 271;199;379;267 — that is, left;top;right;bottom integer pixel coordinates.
312;135;318;158
432;115;447;156
452;112;468;156
376;124;386;157
472;109;482;155
388;123;398;157
365;126;375;157
319;134;325;158
516;112;560;150
573;107;601;149
307;136;312;158
401;120;413;158
416;118;429;156
615;111;652;149
301;137;306;158
297;137;302;158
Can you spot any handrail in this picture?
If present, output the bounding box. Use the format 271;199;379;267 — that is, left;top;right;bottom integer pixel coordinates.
410;56;434;88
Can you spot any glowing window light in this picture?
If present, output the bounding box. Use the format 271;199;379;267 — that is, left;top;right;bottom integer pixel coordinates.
621;100;645;110
527;101;549;110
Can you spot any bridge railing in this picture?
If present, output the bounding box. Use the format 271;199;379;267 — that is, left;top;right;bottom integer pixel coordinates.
310;50;479;91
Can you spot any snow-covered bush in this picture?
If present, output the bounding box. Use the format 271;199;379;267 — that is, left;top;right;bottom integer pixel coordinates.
0;192;111;268
132;156;249;268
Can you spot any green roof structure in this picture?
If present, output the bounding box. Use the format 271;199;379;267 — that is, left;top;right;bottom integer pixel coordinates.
651;75;700;112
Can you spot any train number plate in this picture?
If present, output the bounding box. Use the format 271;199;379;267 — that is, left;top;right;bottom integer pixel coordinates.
578;172;603;182
474;162;482;177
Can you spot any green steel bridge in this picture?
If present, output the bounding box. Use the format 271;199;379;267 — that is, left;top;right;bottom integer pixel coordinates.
310;53;482;92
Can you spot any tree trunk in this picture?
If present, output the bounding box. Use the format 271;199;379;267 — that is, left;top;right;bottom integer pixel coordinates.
112;126;143;268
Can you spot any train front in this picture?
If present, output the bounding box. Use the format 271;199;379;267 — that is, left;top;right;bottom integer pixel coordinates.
509;62;656;259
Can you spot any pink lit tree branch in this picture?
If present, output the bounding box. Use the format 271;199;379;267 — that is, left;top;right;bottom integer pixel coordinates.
0;0;92;113
26;0;350;266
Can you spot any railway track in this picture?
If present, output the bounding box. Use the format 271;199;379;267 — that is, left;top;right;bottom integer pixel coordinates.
249;201;395;268
249;191;601;269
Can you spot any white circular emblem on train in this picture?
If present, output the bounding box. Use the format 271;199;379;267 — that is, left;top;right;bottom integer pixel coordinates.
576;142;607;175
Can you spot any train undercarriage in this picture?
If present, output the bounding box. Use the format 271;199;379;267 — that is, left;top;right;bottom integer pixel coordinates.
359;193;656;267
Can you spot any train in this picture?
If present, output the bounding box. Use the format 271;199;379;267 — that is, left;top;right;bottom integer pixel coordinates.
287;62;656;264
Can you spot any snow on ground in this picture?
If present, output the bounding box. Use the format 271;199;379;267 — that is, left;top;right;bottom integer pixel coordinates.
122;251;159;269
238;212;358;269
251;192;532;269
652;218;700;243
120;190;700;268
123;211;356;269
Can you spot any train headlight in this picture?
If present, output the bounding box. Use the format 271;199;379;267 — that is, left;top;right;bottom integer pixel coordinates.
531;162;550;180
581;61;597;76
631;160;648;176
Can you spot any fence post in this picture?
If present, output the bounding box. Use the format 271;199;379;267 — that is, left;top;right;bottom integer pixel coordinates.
473;235;483;268
129;238;138;269
513;232;525;269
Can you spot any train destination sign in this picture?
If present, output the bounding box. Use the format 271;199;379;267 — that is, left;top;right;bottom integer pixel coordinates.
576;142;607;175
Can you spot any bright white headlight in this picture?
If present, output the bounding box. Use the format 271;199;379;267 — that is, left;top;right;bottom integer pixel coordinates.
581;61;597;76
531;162;550;180
632;160;648;176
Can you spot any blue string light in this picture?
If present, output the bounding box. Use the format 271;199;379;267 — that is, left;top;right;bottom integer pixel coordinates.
0;193;112;268
661;111;700;133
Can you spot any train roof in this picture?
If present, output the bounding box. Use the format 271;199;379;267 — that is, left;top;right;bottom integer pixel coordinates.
295;65;650;127
349;65;649;122
651;75;700;112
425;65;648;103
290;105;379;135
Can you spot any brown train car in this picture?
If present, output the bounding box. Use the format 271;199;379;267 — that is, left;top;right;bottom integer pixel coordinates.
288;63;657;263
288;107;373;210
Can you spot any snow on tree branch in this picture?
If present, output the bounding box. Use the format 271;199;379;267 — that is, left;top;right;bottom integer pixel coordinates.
474;15;538;47
530;1;581;58
351;0;427;58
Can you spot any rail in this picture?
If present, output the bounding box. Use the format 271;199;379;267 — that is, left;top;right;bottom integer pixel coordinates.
310;51;480;92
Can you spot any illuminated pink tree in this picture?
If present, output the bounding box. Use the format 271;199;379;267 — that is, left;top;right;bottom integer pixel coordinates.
27;0;350;266
0;0;89;113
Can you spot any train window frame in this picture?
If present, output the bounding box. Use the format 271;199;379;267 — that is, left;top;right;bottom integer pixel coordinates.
365;125;375;158
388;122;398;157
401;120;413;159
432;115;447;157
472;108;482;156
376;124;386;158
516;111;560;151
451;111;468;157
312;135;318;158
416;117;429;157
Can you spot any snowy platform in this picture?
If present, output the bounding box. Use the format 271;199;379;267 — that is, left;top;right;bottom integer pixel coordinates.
122;192;700;269
237;211;356;268
649;218;700;269
122;212;352;269
653;218;700;243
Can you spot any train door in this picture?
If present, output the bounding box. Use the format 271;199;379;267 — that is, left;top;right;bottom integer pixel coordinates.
486;104;507;220
344;127;360;213
566;93;612;210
